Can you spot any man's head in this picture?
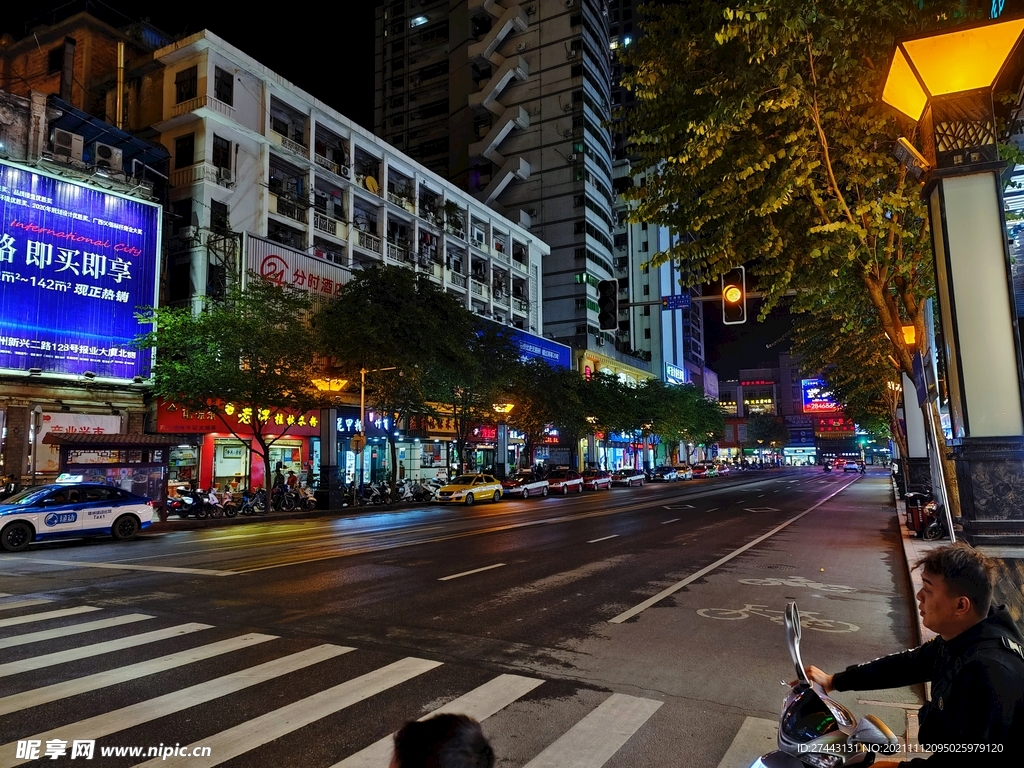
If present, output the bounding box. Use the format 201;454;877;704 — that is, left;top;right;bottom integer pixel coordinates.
915;544;995;639
390;714;494;768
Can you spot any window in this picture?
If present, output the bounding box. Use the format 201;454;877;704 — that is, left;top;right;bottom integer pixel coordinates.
390;95;404;108
575;298;586;309
570;12;582;26
571;63;583;78
391;115;405;127
574;221;585;235
641;241;649;252
573;194;584;208
643;306;651;316
175;133;195;169
211;200;230;233
644;328;651;339
47;46;64;75
643;285;650;295
175;66;198;104
212;134;231;169
214;67;234;105
171;198;192;234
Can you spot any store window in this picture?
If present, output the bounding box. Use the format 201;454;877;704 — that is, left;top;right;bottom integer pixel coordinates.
269;440;303;477
213;438;250;492
168;444;200;487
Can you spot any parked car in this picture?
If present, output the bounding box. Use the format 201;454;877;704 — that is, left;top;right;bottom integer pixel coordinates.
546;468;584;494
674;465;694;480
582;469;613;490
611;469;646;487
435;474;503;505
691;463;717;478
714;463;731;475
501;471;550;498
842;460;861;473
651;466;679;482
0;482;158;552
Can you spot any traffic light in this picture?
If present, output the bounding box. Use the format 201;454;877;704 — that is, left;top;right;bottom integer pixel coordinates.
721;267;746;325
597;279;618;330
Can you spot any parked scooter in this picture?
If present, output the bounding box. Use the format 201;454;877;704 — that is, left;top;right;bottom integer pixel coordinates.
905;488;945;541
750;602;899;767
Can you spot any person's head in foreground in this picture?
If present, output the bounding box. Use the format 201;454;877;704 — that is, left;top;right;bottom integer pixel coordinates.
390;713;494;768
916;543;995;639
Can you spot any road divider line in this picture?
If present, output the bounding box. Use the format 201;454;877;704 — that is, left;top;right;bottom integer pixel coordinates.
0;632;277;715
0;606;100;629
0;599;51;613
332;673;544;768
137;657;444;768
438;563;506;581
608;477;859;624
660;519;680;525
7;558;236;576
588;535;620;544
0;644;351;768
706;507;718;512
0;614;153;650
523;693;663;768
0;622;212;677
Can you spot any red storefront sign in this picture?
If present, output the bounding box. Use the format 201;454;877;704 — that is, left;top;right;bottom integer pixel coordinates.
156;399;321;437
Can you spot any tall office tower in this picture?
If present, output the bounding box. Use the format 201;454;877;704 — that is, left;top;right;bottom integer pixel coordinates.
376;0;653;380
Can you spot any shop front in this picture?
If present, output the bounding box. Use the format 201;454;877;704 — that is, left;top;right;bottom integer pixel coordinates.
155;400;320;490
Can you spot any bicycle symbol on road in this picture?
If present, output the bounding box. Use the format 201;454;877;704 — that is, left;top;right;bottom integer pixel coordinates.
697;604;860;632
737;576;857;594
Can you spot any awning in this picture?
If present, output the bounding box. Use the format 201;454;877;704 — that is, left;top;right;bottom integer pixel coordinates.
43;433;196;447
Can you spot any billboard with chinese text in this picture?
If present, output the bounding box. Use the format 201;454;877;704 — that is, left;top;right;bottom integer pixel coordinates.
0;161;161;380
245;233;348;301
802;378;841;414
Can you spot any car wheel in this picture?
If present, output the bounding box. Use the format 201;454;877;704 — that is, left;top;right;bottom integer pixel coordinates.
542;486;548;497
111;514;140;541
464;493;475;506
1;521;34;552
562;485;568;495
492;491;501;503
576;483;583;493
523;488;530;499
640;478;645;486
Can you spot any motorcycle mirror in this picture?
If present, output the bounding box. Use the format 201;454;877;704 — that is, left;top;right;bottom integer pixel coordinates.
785;602;810;686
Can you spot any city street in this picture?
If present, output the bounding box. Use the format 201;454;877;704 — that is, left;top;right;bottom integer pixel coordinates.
0;469;923;768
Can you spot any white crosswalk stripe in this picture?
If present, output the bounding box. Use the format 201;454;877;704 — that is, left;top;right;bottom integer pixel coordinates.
0;599;51;612
0;613;153;649
0;605;100;628
0;622;212;677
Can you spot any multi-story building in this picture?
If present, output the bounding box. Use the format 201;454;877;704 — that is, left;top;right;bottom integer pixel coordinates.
375;0;653;383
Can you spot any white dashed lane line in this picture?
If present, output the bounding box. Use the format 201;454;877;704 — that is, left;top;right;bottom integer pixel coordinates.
437;563;506;581
587;535;619;544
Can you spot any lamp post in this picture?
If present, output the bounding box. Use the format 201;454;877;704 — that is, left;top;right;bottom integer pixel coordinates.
492;402;514;479
354;366;396;504
882;17;1024;542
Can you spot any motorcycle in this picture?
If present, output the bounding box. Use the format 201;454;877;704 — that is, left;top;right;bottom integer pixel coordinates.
751;602;899;767
240;488;268;516
822;463;832;473
905;488;945;540
220;490;239;517
297;486;317;510
171;485;210;519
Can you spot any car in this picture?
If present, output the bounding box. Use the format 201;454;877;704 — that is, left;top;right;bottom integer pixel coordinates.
435;474;503;505
501;471;550;498
691;463;717;478
715;463;731;475
546;468;584;494
674;465;694;480
0;482;158;552
832;457;846;470
581;469;612;490
611;469;646;487
651;466;679;482
842;460;861;473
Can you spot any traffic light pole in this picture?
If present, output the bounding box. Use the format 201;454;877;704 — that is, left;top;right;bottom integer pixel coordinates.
622;291;772;308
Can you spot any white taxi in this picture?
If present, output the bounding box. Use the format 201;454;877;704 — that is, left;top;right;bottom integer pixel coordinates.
0;483;158;552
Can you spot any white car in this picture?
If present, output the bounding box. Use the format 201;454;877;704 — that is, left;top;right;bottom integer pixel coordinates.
501;472;550;498
611;469;646;487
545;469;584;494
675;466;694;480
0;483;158;552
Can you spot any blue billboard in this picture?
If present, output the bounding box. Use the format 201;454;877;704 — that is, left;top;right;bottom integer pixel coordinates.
801;378;840;414
509;327;571;369
0;161;160;381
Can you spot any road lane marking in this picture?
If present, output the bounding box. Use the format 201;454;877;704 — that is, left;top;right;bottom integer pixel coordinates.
3;558;235;576
333;673;544;768
715;716;778;768
0;593;9;598
744;507;779;513
0;599;50;612
138;657;444;768
523;693;662;768
0;622;212;677
706;507;718;512
0;614;153;650
660;519;680;525
0;644;350;768
662;504;694;509
0;606;100;628
0;632;276;715
438;563;506;581
588;535;619;544
608;478;860;624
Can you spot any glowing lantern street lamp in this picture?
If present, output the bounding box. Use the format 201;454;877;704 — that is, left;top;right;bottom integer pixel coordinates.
492;403;515;479
882;17;1024;542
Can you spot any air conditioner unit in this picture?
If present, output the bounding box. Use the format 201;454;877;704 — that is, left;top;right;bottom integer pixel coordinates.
566;0;575;7
517;42;527;53
340;165;351;178
567;153;578;163
218;167;235;184
567;49;577;59
93;142;123;173
52;129;84;163
524;4;535;15
180;226;198;240
563;103;575;112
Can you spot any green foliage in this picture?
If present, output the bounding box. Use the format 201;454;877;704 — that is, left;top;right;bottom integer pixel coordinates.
745;413;790;448
136;276;328;489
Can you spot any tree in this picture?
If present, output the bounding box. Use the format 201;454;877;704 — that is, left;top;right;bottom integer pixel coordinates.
506;359;563;469
317;265;474;489
745;413;790;461
584;372;636;468
136;277;328;491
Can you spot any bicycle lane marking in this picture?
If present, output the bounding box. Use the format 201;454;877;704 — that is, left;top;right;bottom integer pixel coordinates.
607;476;861;624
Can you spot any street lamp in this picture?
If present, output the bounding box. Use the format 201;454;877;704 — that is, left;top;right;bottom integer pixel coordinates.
492;402;514;479
882;17;1024;542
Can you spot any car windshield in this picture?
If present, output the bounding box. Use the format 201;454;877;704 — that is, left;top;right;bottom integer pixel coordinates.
451;475;478;485
547;471;567;479
1;486;51;505
513;473;534;481
582;471;599;477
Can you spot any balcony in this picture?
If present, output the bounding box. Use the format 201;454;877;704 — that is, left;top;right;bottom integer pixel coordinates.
171;94;235;120
354;230;382;254
269;193;307;224
492;290;510;307
513;297;529;313
449;272;467;288
386;241;410;263
270;129;310;159
170;162;219;188
313;212;348;241
470;279;489;299
511;257;530;275
314;153;340;175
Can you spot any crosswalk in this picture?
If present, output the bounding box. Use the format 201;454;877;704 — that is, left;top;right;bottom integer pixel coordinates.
0;595;665;768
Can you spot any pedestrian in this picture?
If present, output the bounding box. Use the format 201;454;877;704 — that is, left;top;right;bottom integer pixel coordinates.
0;473;18;499
286;470;298;489
390;713;494;768
801;544;1024;766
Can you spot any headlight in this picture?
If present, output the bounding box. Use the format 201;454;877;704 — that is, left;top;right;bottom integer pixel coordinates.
801;753;842;768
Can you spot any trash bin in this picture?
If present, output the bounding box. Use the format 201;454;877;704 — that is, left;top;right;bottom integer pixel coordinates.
905;491;931;534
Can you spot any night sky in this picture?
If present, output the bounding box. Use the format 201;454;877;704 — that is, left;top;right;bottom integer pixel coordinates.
4;0;789;378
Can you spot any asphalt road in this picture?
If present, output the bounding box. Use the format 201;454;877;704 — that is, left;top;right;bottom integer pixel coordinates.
0;468;922;768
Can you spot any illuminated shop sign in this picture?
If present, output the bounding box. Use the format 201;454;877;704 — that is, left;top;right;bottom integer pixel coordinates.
802;378;841;414
0;161;160;380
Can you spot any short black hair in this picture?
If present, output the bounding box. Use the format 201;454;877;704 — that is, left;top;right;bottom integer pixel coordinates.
392;714;494;768
916;543;995;616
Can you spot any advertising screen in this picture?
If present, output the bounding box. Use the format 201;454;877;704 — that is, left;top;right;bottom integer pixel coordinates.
0;161;161;380
802;378;841;414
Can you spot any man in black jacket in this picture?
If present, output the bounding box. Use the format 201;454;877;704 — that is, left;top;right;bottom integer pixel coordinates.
805;544;1024;766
